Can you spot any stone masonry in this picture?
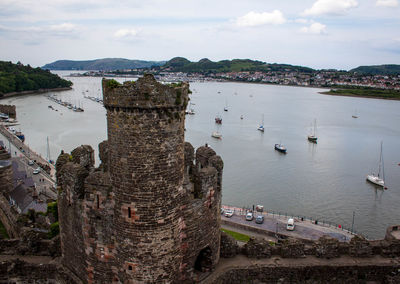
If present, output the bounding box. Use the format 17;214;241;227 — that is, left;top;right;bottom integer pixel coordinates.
56;74;223;283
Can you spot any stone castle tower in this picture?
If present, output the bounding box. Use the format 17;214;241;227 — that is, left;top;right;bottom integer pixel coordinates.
56;74;223;283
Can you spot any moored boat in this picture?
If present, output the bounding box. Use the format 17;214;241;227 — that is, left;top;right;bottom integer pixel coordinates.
366;142;385;188
274;143;287;153
215;116;222;124
15;131;25;143
308;119;318;143
211;131;222;139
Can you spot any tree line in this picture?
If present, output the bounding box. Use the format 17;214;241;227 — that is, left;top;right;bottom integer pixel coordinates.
0;61;72;96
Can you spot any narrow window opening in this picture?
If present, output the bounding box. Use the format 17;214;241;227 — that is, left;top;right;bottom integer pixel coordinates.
96;195;100;209
128;207;131;218
128;265;132;271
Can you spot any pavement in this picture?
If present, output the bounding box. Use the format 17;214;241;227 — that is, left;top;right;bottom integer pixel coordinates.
0;125;56;180
0;126;57;201
221;206;354;242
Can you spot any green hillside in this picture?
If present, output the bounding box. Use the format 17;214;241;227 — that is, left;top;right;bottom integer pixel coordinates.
350;65;400;75
0;61;72;96
42;58;166;70
163;57;314;74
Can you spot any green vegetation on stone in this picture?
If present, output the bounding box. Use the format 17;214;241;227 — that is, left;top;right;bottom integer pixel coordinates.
0;220;9;239
323;86;400;100
106;79;121;89
47;201;58;221
0;61;72;96
221;228;250;242
48;221;59;239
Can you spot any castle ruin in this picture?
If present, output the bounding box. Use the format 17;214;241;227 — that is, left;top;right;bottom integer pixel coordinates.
56;74;223;283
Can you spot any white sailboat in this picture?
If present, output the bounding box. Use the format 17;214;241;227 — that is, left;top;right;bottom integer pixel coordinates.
352;109;358;118
307;119;317;143
257;114;264;132
211;131;222;139
366;142;385;188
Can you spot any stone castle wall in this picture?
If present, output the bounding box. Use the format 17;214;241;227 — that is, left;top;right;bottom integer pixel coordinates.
57;75;223;283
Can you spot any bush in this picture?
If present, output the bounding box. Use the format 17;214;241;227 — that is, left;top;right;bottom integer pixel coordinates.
106;79;121;89
48;221;59;238
47;201;58;221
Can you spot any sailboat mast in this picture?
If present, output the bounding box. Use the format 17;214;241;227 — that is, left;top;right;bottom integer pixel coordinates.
46;136;51;162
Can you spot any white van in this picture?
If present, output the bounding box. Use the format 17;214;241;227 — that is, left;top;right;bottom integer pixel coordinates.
286;218;295;231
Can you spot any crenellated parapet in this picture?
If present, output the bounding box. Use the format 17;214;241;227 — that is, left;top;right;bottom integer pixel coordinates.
180;143;224;280
57;144;115;283
103;74;189;112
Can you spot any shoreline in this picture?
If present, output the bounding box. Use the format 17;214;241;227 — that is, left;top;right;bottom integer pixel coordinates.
319;91;400;101
0;87;72;100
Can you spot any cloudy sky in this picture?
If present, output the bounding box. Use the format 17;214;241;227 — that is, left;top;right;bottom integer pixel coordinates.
0;0;399;70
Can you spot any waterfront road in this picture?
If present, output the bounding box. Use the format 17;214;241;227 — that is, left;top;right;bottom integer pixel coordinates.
221;207;354;243
0;124;56;180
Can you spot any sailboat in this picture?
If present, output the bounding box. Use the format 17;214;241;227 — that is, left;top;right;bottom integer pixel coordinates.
307;119;318;143
257;114;264;132
46;136;54;164
224;100;228;112
366;142;385;188
215;114;222;124
186;102;195;115
211;131;222;139
352;110;358;118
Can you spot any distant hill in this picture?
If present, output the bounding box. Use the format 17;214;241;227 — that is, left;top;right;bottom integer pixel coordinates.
42;58;166;70
0;61;72;95
162;57;315;74
350;65;400;75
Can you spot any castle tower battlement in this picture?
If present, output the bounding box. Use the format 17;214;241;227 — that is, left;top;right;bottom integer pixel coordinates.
102;74;190;282
57;75;223;283
103;74;189;110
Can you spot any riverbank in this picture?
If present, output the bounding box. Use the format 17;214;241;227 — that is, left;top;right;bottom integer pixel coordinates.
320;88;400;101
0;87;72;100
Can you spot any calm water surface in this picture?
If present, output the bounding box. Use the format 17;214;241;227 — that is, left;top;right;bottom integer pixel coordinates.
2;73;399;239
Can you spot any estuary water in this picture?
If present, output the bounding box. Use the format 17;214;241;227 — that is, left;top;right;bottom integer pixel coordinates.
2;73;400;239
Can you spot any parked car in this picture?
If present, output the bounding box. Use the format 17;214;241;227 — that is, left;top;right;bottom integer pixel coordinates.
286;218;295;231
255;215;264;224
28;160;34;165
33;168;41;175
245;212;254;221
224;209;234;218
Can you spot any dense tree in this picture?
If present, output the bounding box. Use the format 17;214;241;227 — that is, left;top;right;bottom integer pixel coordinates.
0;61;72;94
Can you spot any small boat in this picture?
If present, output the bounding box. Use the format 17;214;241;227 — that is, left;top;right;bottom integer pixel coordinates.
240;115;243;120
352;109;358;118
258;114;264;132
15;131;25;143
274;143;287;153
186;102;195;115
224;100;228;112
308;119;318;143
215;116;222;124
211;131;222;139
366;142;385;188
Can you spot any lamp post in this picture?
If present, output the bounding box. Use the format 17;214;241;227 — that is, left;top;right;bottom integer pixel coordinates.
351;211;355;233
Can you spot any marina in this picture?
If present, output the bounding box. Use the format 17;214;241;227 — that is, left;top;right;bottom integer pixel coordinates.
1;74;400;239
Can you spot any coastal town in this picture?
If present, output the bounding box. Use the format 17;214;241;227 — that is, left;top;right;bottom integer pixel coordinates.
74;68;400;90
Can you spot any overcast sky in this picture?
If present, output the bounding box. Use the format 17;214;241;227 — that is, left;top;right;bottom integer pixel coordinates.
0;0;399;70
